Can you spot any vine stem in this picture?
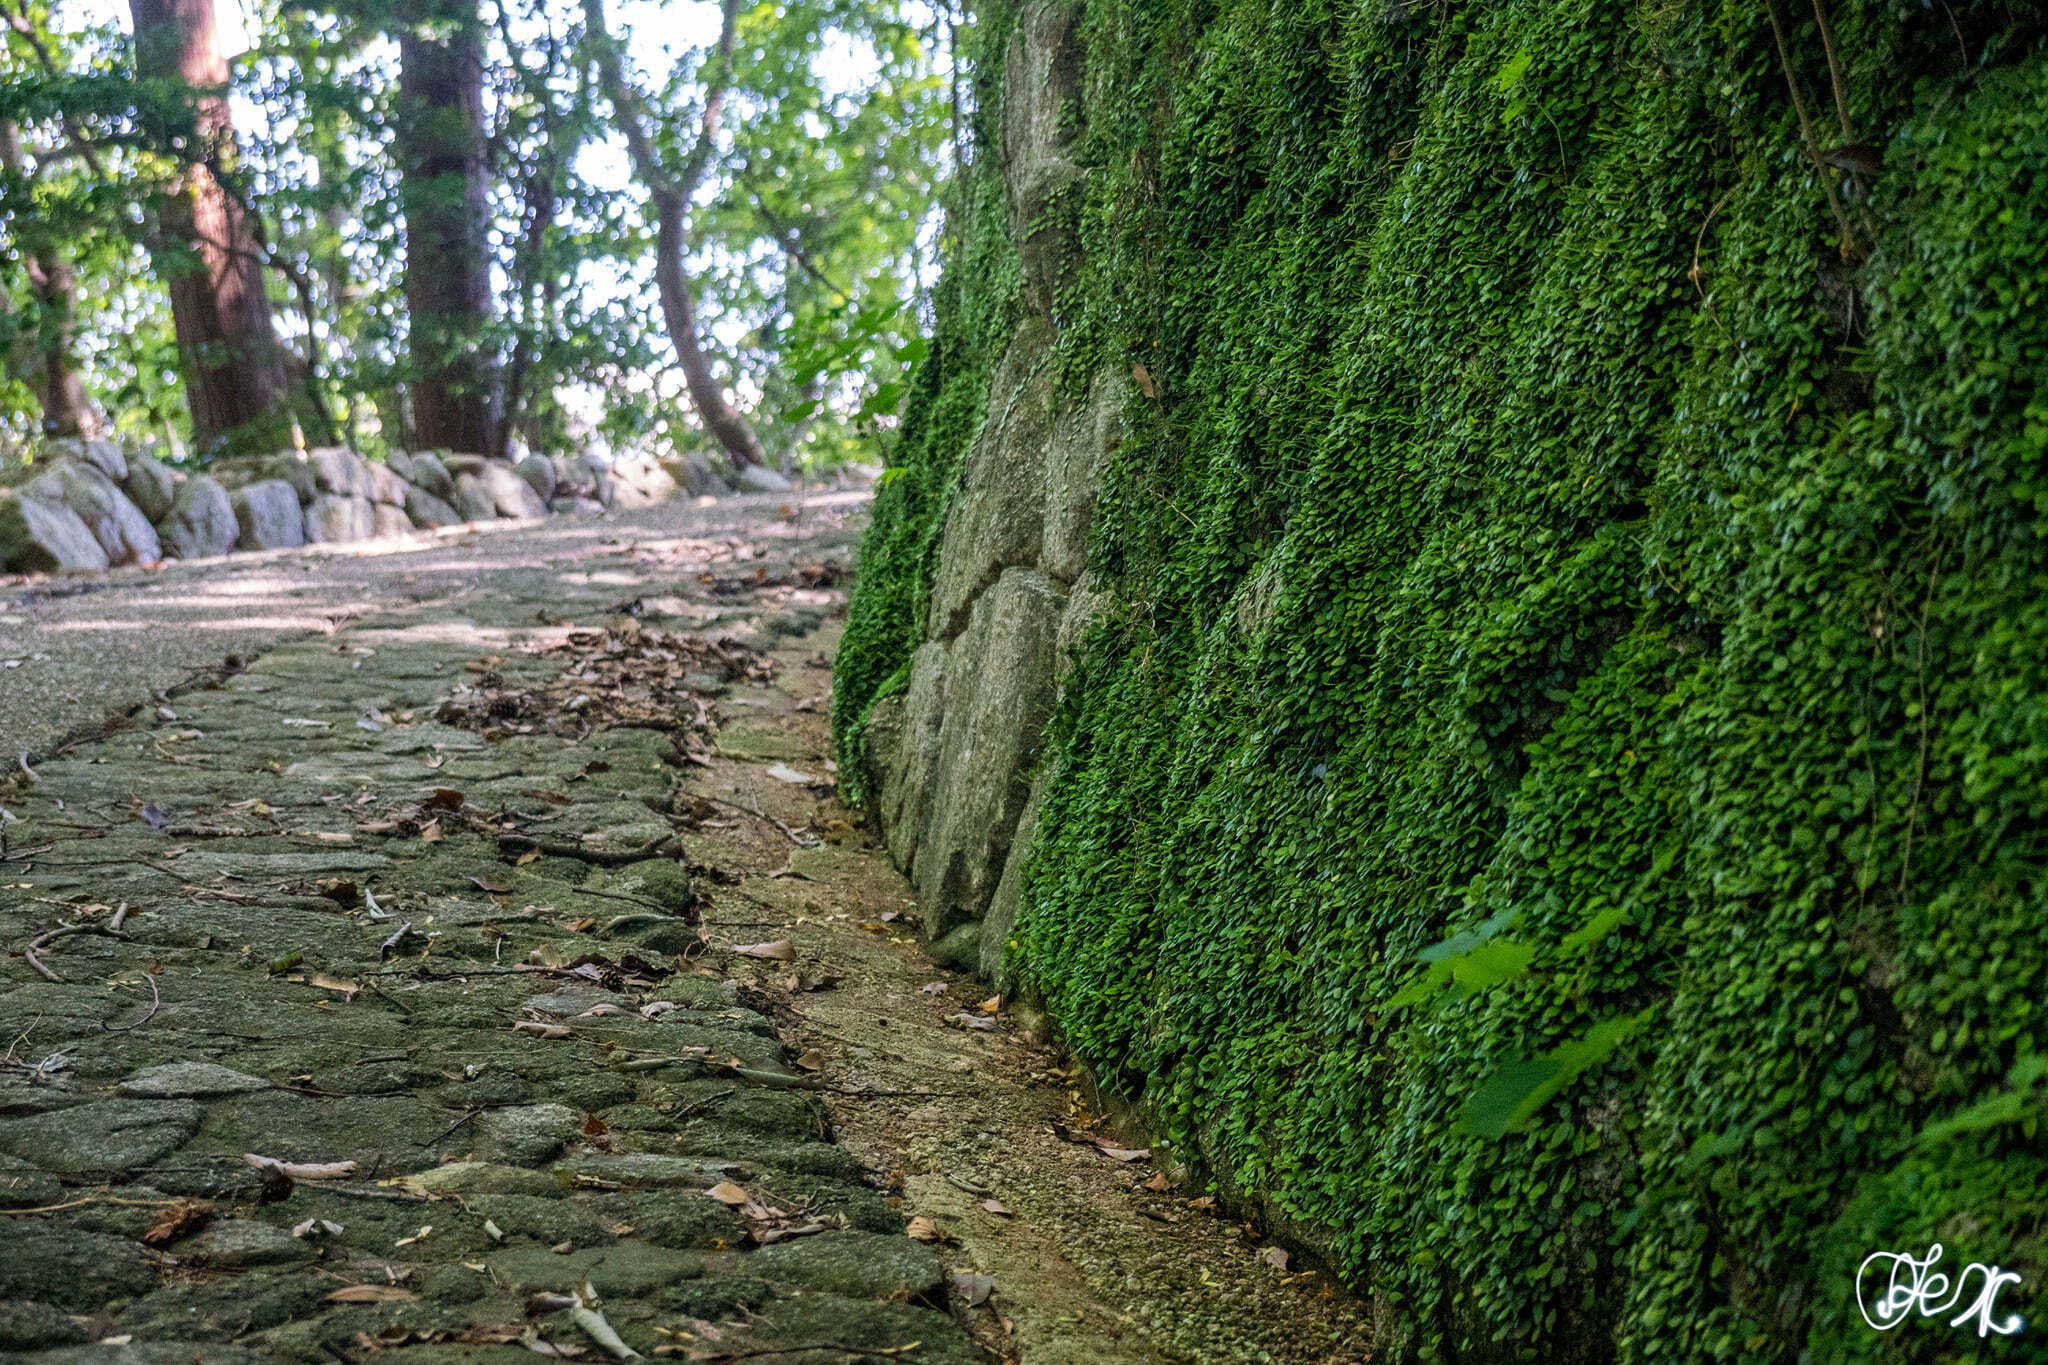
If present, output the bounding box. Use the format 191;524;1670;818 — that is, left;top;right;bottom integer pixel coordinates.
1764;0;1861;262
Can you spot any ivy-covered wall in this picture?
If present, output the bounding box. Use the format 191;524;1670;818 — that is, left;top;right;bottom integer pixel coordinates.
835;0;2048;1360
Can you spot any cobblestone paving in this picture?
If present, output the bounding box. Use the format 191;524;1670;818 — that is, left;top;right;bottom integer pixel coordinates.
0;499;981;1363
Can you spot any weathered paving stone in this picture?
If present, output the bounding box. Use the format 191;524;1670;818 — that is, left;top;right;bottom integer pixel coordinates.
0;522;947;1363
0;1098;202;1175
751;1230;946;1300
116;1062;270;1098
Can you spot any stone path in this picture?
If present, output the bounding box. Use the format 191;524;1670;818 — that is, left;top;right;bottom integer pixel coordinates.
0;494;979;1363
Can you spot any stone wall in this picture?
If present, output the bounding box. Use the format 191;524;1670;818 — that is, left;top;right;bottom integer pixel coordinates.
0;438;796;576
854;0;1105;982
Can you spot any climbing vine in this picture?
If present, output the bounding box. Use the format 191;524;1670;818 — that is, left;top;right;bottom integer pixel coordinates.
838;0;2048;1360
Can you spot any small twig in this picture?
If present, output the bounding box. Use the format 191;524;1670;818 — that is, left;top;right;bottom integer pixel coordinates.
419;1106;484;1148
696;794;808;845
1;1192;183;1216
669;1086;736;1120
100;971;160;1032
689;1344;925;1363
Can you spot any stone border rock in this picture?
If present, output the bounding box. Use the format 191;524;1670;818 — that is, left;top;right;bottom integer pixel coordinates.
0;439;833;576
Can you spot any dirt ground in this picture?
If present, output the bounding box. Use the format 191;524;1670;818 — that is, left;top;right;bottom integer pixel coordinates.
676;612;1375;1365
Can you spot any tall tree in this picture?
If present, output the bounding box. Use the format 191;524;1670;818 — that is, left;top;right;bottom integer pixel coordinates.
586;0;768;474
129;0;292;452
396;0;493;454
0;120;92;437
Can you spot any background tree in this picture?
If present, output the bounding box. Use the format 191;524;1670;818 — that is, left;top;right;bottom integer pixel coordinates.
128;0;292;452
396;0;493;453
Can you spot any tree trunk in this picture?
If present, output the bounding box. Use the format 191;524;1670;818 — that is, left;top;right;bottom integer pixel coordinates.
587;0;768;473
398;0;494;456
129;0;292;453
0;121;92;438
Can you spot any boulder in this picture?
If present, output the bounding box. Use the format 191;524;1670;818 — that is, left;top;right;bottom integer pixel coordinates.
0;489;108;573
550;455;591;498
42;436;125;481
452;472;498;522
52;462;159;565
385;450;418;484
552;495;604;516
236;452;319;505
304;493;375;543
122;453;180;522
662;450;732;498
606;458;677;509
407;452;457;502
308;445;367;498
405;485;461;529
231;479;307;551
734;461;794;494
911;568;1065;941
513;455;556;504
363;459;409;506
481;461;547;518
371;502;413;538
443;452;488;478
155;475;237;560
926;330;1052;640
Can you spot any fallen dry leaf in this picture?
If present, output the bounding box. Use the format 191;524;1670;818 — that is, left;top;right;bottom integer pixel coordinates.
1188;1195;1218;1212
906;1216;943;1242
326;1285;418;1303
141;1198;212;1246
420;820;444;843
1261;1246;1291;1272
1098;1145;1151;1162
792;1049;825;1071
731;939;795;961
980;1200;1012;1218
704;1182;750;1206
1144;1172;1172;1193
471;875;513;894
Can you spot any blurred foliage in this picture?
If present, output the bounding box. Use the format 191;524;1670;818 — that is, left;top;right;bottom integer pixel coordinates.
0;0;956;468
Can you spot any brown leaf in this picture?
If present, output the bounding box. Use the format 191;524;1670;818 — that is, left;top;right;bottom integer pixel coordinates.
1132;362;1158;399
424;788;465;811
906;1216;943;1242
704;1182;750;1206
731;939;795;961
978;996;1001;1015
326;1284;418;1303
142;1198;212;1246
980;1199;1012;1218
515;848;541;866
1188;1195;1218;1212
420;819;443;843
565;916;597;933
521;788;573;806
1144;1172;1172;1193
1260;1246;1291;1272
583;1113;609;1137
471;875;513;894
1097;1144;1151;1162
792;1049;825;1071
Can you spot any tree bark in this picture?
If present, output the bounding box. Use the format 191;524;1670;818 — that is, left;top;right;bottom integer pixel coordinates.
586;0;767;473
0;121;92;438
397;0;495;455
129;0;291;452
